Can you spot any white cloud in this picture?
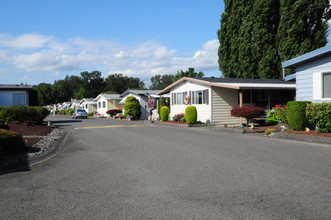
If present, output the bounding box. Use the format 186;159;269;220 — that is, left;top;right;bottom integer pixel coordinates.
0;33;54;49
0;33;220;83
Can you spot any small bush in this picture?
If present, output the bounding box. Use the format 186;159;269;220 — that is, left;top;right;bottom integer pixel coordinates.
265;129;277;135
230;106;265;125
286;101;311;131
179;116;186;122
306;102;331;133
58;110;66;115
66;108;74;116
106;109;122;116
172;113;185;121
185;106;197;124
160;106;169;121
88;111;97;117
266;104;287;124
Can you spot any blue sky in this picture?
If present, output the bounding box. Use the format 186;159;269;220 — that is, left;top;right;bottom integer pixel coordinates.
0;0;224;86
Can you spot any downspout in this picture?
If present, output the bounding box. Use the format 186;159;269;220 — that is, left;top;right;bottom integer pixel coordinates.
282;67;286;80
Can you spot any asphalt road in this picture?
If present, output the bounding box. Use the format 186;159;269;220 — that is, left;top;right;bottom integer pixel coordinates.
1;116;331;219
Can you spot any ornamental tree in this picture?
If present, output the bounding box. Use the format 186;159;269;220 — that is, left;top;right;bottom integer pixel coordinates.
230;106;265;125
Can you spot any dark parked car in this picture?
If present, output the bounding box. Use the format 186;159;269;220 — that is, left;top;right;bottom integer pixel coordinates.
72;109;88;119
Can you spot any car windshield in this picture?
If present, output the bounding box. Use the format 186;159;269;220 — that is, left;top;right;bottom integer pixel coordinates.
77;110;85;112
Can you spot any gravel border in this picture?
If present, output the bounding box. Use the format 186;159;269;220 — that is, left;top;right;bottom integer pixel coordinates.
0;128;64;171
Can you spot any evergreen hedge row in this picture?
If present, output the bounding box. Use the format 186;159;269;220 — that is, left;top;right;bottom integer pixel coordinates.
0;106;50;124
306;102;331;133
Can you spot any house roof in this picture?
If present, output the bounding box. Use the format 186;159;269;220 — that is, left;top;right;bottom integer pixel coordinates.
119;90;161;97
282;45;331;68
94;94;121;101
79;98;97;104
157;77;295;95
0;84;33;90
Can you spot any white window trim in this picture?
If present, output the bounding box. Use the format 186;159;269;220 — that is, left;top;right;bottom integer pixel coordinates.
313;71;331;101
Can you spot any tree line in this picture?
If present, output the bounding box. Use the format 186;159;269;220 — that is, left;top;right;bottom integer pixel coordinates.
33;68;204;106
218;0;331;79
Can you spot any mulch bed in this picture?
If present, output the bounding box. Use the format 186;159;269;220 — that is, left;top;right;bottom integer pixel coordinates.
284;130;331;138
2;123;53;147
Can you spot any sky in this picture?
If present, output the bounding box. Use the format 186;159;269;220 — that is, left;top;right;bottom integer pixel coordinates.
0;0;224;86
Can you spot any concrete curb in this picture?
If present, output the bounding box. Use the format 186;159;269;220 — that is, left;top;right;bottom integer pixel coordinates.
28;129;70;167
272;132;331;145
0;129;70;175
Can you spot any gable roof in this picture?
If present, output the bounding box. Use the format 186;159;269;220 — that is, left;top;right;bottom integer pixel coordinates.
158;77;295;95
120;90;161;97
282;45;331;68
94;94;121;101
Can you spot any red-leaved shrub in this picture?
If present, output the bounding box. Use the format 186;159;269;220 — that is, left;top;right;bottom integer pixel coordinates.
230;106;265;125
106;109;122;116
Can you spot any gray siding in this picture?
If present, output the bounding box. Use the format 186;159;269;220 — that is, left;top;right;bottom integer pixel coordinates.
211;87;240;125
295;54;331;102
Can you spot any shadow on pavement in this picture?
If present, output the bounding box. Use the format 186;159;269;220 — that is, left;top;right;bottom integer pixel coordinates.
0;136;31;175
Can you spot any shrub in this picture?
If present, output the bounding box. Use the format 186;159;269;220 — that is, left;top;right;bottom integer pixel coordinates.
0;106;37;124
157;97;170;116
230;106;265;125
58;110;66;115
160;106;169;121
66;108;74;116
0;129;25;153
286;101;311;131
88;111;97;117
266;104;287;124
172;113;185;121
179;116;186;122
265;129;277;135
106;109;122;116
306;102;331;133
185;106;197;124
32;106;50;124
124;96;140;118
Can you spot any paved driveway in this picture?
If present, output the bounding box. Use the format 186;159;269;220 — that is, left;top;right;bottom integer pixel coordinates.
1;116;331;219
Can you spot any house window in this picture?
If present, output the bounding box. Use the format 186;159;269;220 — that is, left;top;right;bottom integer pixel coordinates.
191;89;209;105
323;72;331;98
192;90;203;104
103;101;106;108
98;102;101;108
172;92;185;105
13;93;26;106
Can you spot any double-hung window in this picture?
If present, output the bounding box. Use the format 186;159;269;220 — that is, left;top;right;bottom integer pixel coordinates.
323;72;331;98
313;72;331;100
172;92;186;105
191;89;209;105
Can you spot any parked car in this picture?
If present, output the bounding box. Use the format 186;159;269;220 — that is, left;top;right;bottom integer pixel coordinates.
72;109;88;119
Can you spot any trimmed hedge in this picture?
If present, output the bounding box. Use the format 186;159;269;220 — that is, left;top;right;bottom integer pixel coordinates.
306;102;331;133
286;101;311;131
160;106;169;121
0;106;50;124
185;106;197;124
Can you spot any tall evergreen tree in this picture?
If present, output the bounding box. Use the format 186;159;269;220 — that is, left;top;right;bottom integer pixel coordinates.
218;0;245;78
277;0;330;63
252;0;281;79
218;0;330;79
